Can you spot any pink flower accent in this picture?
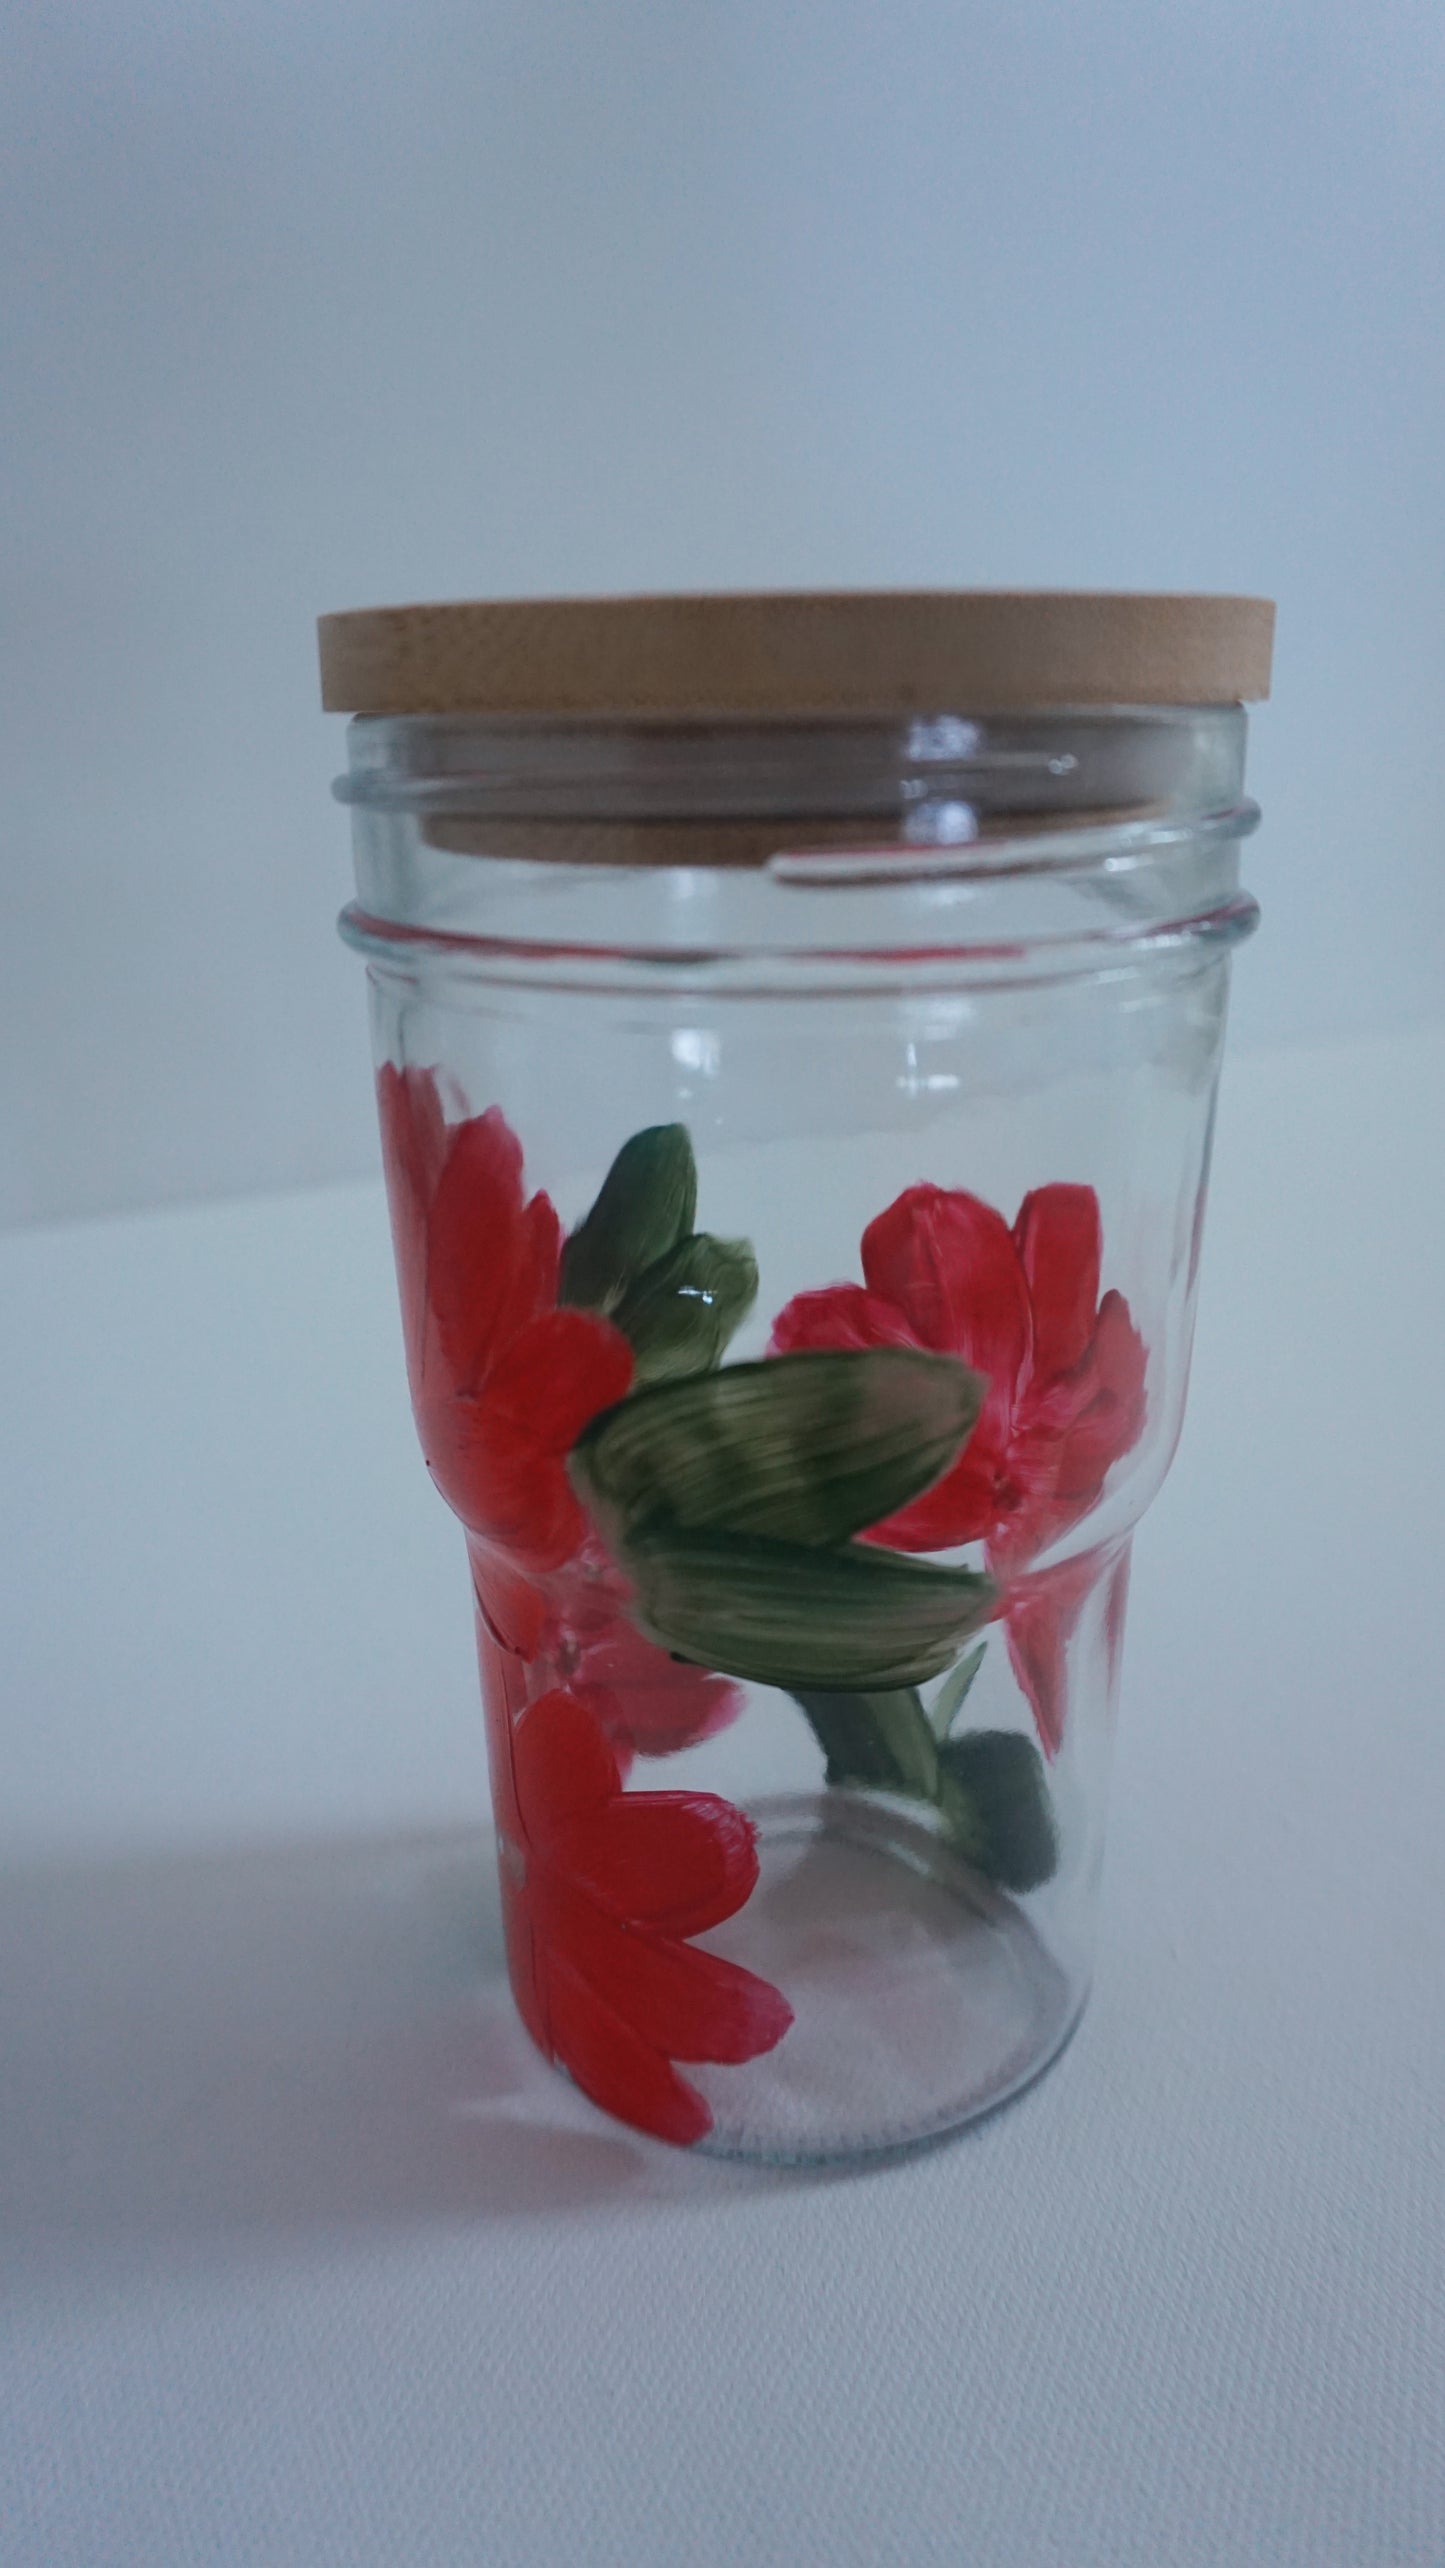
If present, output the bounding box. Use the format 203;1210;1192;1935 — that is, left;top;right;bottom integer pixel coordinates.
469;1532;743;1765
771;1182;1147;1753
483;1671;793;2146
377;1067;633;1574
563;1587;743;1759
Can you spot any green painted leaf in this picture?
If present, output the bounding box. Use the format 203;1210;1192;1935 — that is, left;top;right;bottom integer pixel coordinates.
571;1349;985;1551
613;1233;759;1383
559;1125;698;1312
937;1730;1058;1892
793;1684;1055;1891
928;1641;988;1742
622;1529;995;1691
791;1687;942;1800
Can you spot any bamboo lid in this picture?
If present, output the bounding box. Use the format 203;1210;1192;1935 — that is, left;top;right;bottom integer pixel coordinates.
318;590;1274;719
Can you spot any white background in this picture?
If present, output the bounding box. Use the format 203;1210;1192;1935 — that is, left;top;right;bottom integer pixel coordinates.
4;0;1444;1229
6;18;1445;2556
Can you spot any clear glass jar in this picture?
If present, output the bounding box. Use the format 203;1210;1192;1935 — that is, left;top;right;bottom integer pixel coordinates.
324;593;1270;2163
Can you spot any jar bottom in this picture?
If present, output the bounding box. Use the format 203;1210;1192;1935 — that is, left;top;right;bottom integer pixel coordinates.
681;1794;1081;2167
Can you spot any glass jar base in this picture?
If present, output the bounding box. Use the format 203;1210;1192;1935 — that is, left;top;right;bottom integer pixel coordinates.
685;1793;1081;2167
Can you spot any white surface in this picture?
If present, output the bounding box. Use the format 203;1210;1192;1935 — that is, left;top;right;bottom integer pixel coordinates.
5;0;1445;1225
2;1022;1443;2564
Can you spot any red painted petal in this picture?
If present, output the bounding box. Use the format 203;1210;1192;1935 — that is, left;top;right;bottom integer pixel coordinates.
1004;1601;1067;1758
1001;1290;1149;1561
547;1791;760;1936
376;1064;450;1385
376;1063;449;1224
860;1186;1030;1447
540;1954;714;2145
586;1672;741;1759
477;1621;530;1846
438;1309;633;1566
570;1617;743;1757
488;1687;790;2144
546;1881;793;2064
1094;1290;1149;1416
426;1108;532;1394
768;1284;921;1356
485;1310;635;1460
469;1542;550;1657
414;1388;579;1564
1000;1555;1101;1758
1051;1292;1148;1502
496;1868;548;2056
996;1384;1094;1560
862;1442;1003;1552
1013;1185;1102;1380
492;1187;563;1356
511;1687;621;1839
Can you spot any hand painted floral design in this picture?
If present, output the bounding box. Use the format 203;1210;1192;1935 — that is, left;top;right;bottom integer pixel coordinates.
770;1183;1147;1753
377;1081;1121;2144
377;1066;634;1573
481;1661;793;2146
381;1076;767;2144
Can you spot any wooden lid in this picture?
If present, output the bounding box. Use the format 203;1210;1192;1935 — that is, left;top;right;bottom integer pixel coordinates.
318;590;1274;719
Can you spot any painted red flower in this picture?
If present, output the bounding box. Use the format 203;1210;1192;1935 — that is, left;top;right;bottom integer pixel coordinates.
771;1182;1147;1753
377;1067;633;1574
483;1669;793;2145
559;1565;744;1759
468;1531;743;1763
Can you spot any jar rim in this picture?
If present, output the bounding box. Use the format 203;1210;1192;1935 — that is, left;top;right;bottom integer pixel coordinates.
333;704;1252;868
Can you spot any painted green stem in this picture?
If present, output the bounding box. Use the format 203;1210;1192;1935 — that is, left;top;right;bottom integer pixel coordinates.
790;1680;1059;1894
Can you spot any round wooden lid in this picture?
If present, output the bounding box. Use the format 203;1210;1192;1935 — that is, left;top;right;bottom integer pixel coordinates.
318;590;1274;719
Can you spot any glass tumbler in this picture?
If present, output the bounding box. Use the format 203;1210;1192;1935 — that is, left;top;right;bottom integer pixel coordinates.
321;589;1273;2163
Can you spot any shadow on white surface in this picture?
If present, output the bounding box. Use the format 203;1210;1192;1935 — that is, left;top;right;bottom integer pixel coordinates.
0;1830;763;2275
